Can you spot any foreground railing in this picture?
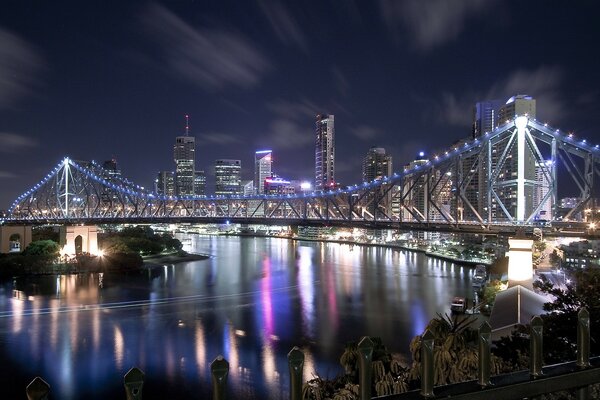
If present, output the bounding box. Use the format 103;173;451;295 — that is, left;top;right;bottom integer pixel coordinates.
24;309;599;400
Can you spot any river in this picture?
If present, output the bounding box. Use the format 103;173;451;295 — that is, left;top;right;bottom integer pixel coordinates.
0;235;475;399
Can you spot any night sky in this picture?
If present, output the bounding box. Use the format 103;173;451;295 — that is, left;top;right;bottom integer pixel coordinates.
1;1;600;209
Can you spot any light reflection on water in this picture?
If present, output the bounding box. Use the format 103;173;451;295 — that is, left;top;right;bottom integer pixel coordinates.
0;235;473;399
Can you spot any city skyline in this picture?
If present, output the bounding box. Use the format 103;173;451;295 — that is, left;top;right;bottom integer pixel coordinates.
1;1;600;208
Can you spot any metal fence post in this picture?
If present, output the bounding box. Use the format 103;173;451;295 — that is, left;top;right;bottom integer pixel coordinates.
26;377;50;400
124;367;144;400
288;347;304;400
478;321;492;387
530;316;544;378
577;308;590;368
211;355;230;400
576;308;591;400
420;329;435;398
357;336;374;400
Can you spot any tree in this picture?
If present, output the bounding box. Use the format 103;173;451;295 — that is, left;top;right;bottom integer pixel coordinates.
22;240;60;258
533;268;600;363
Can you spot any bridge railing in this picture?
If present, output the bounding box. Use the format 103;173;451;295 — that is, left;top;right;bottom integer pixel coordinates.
24;309;598;400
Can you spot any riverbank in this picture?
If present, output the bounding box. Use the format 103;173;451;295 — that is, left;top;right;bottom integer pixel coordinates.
215;232;493;267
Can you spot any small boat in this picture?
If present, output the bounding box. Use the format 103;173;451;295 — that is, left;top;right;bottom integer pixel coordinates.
450;296;466;313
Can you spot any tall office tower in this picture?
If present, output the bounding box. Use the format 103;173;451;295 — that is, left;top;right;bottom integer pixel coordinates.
533;161;553;220
315;114;335;190
214;159;241;195
472;100;503;139
194;170;206;196
254;150;273;194
102;159;122;181
362;147;392;182
498;95;536;125
242;180;254;196
155;171;175;196
402;152;429;221
174;115;195;196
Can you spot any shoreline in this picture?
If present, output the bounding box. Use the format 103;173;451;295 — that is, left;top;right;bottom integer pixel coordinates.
184;232;494;267
142;252;210;268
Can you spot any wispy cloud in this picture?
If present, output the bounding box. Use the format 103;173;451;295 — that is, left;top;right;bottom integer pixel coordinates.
0;28;42;108
198;131;243;146
141;3;271;90
267;98;320;119
350;125;380;140
437;66;565;127
0;171;17;179
265;118;313;150
0;132;38;153
331;66;349;96
379;0;496;51
258;1;307;51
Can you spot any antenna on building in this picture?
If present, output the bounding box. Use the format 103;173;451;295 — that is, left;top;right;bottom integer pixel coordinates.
185;114;190;136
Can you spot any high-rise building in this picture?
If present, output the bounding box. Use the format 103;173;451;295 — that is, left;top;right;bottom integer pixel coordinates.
194;170;206;197
362;147;392;182
315;114;335;191
242;180;254;196
174;116;195;196
498;95;536;125
264;177;295;195
534;161;553;220
102;159;122;181
214;159;241;195
254;150;272;194
155;171;175;196
472;100;503;138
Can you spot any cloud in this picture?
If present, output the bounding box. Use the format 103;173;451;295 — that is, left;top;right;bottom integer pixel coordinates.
0;171;17;179
0;28;42;108
265;118;313;150
258;1;307;51
141;3;271;90
198;132;243;146
0;132;38;153
379;0;495;51
267;98;320;120
350;125;380;140
331;67;349;96
437;66;565;127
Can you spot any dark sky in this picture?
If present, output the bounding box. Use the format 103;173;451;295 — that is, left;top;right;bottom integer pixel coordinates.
1;1;600;209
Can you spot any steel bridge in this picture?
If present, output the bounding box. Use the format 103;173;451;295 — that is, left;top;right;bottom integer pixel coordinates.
3;116;599;234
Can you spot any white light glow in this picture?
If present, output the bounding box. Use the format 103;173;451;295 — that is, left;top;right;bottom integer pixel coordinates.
507;238;533;282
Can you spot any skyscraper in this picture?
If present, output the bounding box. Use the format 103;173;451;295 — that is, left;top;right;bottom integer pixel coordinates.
254;150;272;195
214;159;241;195
315;114;335;190
472;100;503;138
174;116;195;196
498;95;536;125
362;147;392;182
534;161;553;220
194;170;206;197
155;171;175;196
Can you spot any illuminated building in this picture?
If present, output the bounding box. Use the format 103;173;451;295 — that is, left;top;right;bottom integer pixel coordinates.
472;100;503;139
174;115;195;196
362;147;392;182
214;159;241;195
533;161;553;220
194;170;206;197
264;177;295;195
315;114;335;190
254;150;272;195
155;171;175;196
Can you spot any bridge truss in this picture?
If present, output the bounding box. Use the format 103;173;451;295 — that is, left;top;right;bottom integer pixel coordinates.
4;117;600;232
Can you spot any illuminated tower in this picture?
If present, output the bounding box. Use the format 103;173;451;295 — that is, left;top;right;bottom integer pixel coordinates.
254;150;272;194
174;115;195;196
315;114;335;190
362;147;392;182
214;159;241;195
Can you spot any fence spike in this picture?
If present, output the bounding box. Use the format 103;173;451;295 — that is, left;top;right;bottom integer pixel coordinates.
124;367;145;400
357;336;374;400
26;377;50;400
288;347;304;400
478;321;492;387
530;315;544;378
420;329;435;398
211;355;230;400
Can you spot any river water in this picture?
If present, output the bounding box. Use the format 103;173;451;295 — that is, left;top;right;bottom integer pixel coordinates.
0;235;475;399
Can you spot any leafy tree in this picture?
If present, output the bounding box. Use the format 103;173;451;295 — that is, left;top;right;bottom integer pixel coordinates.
22;240;60;258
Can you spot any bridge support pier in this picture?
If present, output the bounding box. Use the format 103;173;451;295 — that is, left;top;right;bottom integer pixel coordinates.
59;225;99;256
0;225;32;253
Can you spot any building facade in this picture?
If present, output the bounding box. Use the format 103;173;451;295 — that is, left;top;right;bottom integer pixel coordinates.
214;159;241;195
362;147;392;182
174;135;195;196
155;171;176;196
315;114;335;191
254;150;272;195
472;99;503;139
194;170;206;197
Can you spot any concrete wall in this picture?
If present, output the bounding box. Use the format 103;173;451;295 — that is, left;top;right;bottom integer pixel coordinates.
0;226;33;253
59;225;98;255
